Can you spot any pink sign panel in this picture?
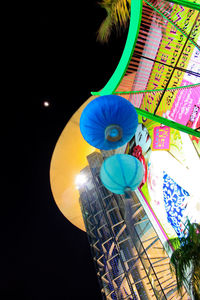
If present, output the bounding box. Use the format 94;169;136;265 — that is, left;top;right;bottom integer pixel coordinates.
169;79;200;128
153;126;170;150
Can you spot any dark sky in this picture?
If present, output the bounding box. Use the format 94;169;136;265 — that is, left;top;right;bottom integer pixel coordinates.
2;2;128;299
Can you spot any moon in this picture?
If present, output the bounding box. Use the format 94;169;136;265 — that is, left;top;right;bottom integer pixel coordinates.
50;95;99;231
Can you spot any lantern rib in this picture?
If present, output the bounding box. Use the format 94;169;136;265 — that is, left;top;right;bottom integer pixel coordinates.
103;159;125;188
116;154;128;188
127;158;138;188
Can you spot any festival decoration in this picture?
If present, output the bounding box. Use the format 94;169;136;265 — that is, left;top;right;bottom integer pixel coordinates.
92;0;200;138
100;154;144;195
80;95;138;150
91;0;200;242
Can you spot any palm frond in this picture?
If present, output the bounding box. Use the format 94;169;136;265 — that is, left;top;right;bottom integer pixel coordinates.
111;0;131;27
166;220;200;298
97;0;130;43
97;6;113;43
165;237;180;251
191;266;200;299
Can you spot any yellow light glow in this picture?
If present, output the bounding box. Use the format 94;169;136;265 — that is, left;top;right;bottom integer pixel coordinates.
75;174;87;188
49;95;99;231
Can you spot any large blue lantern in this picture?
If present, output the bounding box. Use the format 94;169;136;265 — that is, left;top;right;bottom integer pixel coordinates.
100;154;144;195
80;95;138;150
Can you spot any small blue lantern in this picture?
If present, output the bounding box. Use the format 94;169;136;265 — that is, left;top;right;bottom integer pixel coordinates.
100;154;144;196
80;95;138;150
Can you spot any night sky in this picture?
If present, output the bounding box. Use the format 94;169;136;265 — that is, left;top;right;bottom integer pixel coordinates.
2;1;128;299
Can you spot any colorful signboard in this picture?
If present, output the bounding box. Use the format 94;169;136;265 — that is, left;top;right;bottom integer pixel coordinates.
125;120;200;240
134;3;200;132
126;2;200;239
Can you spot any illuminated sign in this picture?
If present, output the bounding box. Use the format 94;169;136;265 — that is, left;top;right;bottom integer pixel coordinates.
153;126;170;150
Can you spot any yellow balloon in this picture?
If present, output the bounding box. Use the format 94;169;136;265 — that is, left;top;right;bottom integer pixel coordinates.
50;95;99;231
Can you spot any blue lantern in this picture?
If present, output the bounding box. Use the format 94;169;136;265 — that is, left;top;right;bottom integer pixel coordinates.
80;95;138;150
100;154;144;195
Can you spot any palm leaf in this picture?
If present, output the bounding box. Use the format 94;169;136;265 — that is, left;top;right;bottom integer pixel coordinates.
97;0;131;43
191;265;200;299
166;220;200;298
97;5;113;43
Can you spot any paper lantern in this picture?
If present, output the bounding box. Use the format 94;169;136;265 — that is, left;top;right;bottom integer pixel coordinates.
80;95;138;150
100;154;144;195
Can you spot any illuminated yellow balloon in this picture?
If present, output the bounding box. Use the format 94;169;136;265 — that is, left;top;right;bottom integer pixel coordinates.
50;95;99;231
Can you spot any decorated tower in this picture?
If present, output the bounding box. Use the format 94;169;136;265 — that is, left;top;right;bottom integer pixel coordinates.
76;151;189;299
50;0;200;299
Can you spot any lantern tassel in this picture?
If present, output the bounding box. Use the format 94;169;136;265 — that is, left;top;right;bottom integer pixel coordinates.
124;187;132;199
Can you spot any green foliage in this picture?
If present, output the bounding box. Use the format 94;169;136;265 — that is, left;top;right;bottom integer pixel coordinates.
97;0;131;43
166;220;200;299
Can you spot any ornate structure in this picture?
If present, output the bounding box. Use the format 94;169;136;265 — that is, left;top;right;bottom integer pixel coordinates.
77;151;190;299
50;0;200;298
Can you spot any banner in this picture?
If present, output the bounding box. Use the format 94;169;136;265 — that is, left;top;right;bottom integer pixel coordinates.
125;119;200;239
138;3;200;130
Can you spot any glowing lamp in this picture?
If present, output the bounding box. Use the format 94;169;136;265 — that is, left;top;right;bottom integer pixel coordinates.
79;95;138;150
75;174;87;189
43;101;50;107
100;154;144;195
